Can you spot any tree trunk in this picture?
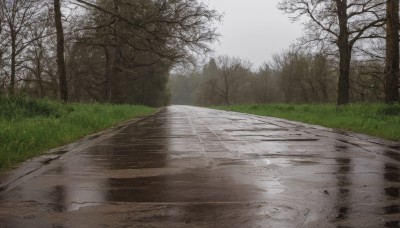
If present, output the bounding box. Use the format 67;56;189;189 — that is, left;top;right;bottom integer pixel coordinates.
337;46;351;105
110;47;122;103
320;79;329;103
225;94;230;105
336;0;351;105
37;57;44;98
223;73;230;105
54;0;68;102
108;0;122;103
10;32;16;95
385;0;399;104
320;68;330;103
103;46;112;102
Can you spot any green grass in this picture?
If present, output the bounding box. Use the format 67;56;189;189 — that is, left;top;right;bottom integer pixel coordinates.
0;97;156;170
213;104;400;141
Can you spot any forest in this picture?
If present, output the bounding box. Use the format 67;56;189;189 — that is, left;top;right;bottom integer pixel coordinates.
0;0;399;107
0;0;219;106
171;0;400;106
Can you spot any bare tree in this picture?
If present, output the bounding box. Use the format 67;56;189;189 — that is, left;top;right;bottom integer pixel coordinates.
351;60;384;102
385;0;399;103
196;58;223;105
0;0;45;95
54;0;68;102
279;0;385;105
72;0;221;65
20;7;55;98
313;53;334;103
214;56;251;105
272;50;297;103
251;64;273;103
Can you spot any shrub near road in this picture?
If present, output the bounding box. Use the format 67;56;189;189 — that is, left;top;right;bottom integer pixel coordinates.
215;104;400;141
0;97;155;170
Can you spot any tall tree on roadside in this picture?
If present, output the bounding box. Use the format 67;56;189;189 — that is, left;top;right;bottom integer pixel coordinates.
0;8;3;94
279;0;386;105
385;0;399;103
54;0;68;102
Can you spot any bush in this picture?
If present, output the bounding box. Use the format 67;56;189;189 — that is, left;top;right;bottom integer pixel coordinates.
377;105;400;116
0;96;72;119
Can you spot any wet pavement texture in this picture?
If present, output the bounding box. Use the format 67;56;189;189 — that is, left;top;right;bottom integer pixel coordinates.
1;106;400;227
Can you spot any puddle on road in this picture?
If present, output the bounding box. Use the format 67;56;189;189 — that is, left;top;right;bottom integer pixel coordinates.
385;150;400;162
386;221;400;228
384;164;400;183
225;128;288;132
260;138;319;142
389;145;400;151
384;205;400;215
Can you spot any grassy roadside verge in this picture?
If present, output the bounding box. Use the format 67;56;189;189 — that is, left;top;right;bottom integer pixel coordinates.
213;104;400;141
0;97;156;170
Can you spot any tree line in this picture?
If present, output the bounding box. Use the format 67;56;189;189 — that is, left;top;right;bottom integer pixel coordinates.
1;0;399;106
171;0;400;105
0;0;220;106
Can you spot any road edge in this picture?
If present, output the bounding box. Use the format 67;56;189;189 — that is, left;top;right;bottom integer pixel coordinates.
0;108;164;193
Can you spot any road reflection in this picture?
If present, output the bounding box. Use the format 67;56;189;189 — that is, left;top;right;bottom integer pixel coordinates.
333;144;352;223
384;151;400;227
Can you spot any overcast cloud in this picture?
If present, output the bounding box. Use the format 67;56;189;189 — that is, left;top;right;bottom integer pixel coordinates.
204;0;303;69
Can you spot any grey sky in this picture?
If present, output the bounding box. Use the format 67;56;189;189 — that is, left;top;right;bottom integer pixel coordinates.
205;0;303;69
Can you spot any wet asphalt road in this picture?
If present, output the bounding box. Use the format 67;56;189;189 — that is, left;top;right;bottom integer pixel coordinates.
1;105;400;227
